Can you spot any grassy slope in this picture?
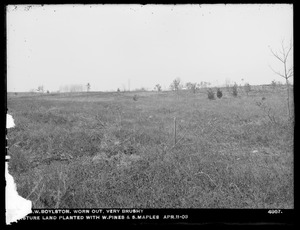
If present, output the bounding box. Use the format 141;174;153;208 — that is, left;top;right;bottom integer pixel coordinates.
7;87;294;208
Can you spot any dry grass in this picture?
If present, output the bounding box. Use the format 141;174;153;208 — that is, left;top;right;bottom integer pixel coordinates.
7;86;294;208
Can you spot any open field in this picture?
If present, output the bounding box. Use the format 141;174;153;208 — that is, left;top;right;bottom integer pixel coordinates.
7;86;294;208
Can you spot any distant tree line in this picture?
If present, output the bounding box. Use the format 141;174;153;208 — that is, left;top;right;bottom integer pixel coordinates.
59;84;84;93
58;83;90;93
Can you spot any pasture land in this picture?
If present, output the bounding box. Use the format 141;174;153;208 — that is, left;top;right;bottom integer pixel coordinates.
7;86;294;208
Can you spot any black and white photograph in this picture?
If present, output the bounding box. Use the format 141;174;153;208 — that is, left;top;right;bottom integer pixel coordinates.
5;4;294;225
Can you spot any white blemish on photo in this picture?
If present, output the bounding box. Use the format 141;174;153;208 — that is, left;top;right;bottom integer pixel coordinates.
6;114;32;225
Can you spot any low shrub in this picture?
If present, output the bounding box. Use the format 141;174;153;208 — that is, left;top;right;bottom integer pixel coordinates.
133;95;138;101
244;83;251;96
232;83;238;97
207;88;215;100
217;89;223;99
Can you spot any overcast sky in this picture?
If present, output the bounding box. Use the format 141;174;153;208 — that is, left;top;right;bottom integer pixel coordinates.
7;4;293;92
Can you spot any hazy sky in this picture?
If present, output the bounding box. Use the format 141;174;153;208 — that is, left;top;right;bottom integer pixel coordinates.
7;4;293;92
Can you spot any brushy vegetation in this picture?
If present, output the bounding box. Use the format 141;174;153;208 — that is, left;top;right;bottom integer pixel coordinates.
207;88;215;100
7;86;294;208
217;88;223;99
232;83;238;97
133;94;138;101
244;83;251;96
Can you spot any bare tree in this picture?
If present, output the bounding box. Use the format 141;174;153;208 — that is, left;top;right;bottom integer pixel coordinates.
170;78;181;91
154;84;162;92
202;81;210;89
186;82;197;94
269;41;293;119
